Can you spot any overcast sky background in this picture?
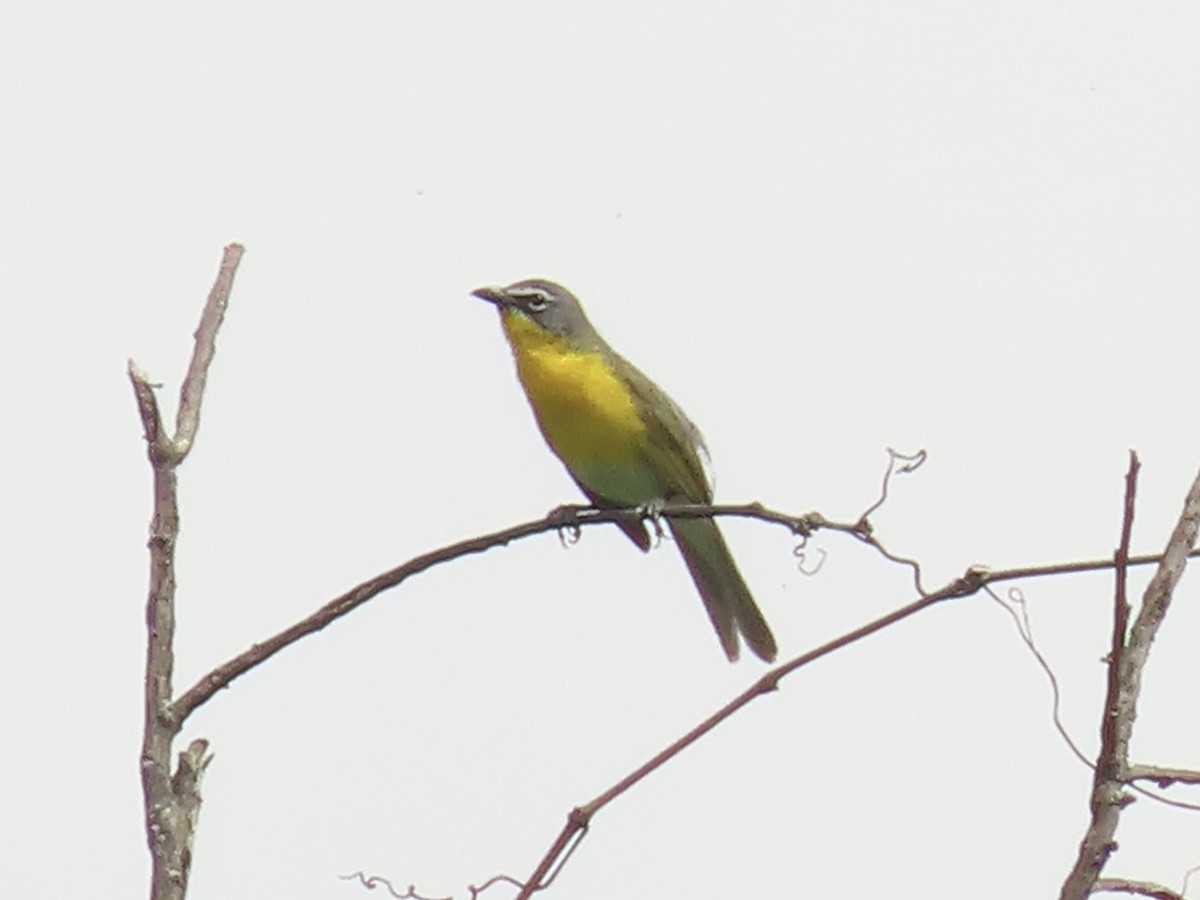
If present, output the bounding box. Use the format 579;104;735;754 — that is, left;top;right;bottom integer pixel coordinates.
3;3;1200;898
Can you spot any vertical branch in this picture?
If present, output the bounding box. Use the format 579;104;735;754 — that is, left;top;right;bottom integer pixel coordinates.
1059;452;1139;898
1060;455;1200;899
132;244;243;900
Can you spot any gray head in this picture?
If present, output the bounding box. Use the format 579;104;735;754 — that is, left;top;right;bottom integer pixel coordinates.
471;278;601;344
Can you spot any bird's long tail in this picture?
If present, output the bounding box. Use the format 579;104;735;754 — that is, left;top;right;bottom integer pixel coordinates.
669;517;777;662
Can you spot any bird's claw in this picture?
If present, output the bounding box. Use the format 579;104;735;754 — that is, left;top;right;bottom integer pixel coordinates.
637;499;668;546
547;503;590;547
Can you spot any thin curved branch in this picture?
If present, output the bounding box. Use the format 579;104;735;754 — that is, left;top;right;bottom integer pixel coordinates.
169;503;832;724
172;494;1200;731
511;545;1178;899
987;584;1095;770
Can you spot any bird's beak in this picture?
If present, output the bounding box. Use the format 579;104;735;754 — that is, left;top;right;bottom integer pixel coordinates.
471;285;509;307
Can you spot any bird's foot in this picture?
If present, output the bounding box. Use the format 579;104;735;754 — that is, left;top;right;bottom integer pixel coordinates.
637;499;668;546
546;503;593;547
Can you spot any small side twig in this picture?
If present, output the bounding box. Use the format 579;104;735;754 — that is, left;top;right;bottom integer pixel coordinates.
467;874;526;899
1093;877;1184;900
1126;765;1200;787
858;447;927;523
174;245;238;455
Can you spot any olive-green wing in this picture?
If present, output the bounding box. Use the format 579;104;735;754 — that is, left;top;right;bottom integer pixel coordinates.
608;352;713;503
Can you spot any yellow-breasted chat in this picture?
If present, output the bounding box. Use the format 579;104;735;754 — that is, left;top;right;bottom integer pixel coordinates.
473;279;777;662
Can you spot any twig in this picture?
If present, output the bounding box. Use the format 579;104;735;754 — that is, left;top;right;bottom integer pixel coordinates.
858;447;926;522
133;244;243;900
468;874;526;899
339;873;452;900
173;246;238;456
1093;877;1184;900
987;584;1094;770
1127;765;1200;787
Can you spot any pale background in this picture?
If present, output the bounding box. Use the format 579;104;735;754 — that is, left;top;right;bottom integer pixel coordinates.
3;3;1200;898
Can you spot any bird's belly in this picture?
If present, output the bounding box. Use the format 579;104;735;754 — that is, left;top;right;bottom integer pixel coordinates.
511;339;660;505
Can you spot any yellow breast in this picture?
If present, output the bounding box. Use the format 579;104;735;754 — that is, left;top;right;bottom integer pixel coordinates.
501;309;648;479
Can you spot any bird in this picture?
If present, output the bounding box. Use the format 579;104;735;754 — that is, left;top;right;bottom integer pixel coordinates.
473;278;777;662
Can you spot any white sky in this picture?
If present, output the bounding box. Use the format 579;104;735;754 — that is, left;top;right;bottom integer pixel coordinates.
3;3;1200;898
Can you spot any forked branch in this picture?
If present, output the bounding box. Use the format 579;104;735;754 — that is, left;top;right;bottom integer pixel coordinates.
132;243;243;900
1059;455;1200;900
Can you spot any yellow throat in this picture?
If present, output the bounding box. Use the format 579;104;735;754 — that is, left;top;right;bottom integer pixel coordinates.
500;307;651;502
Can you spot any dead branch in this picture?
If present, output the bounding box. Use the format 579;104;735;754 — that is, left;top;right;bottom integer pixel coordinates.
132;244;242;900
1060;456;1200;899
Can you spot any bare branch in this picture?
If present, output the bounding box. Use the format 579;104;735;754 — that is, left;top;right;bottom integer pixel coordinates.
1122;469;1200;689
171;495;1200;731
1059;452;1141;900
169;503;827;723
1060;456;1200;899
132;244;243;900
512;562;1028;898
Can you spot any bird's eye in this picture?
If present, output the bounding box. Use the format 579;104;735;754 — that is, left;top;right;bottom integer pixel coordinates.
524;291;550;312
